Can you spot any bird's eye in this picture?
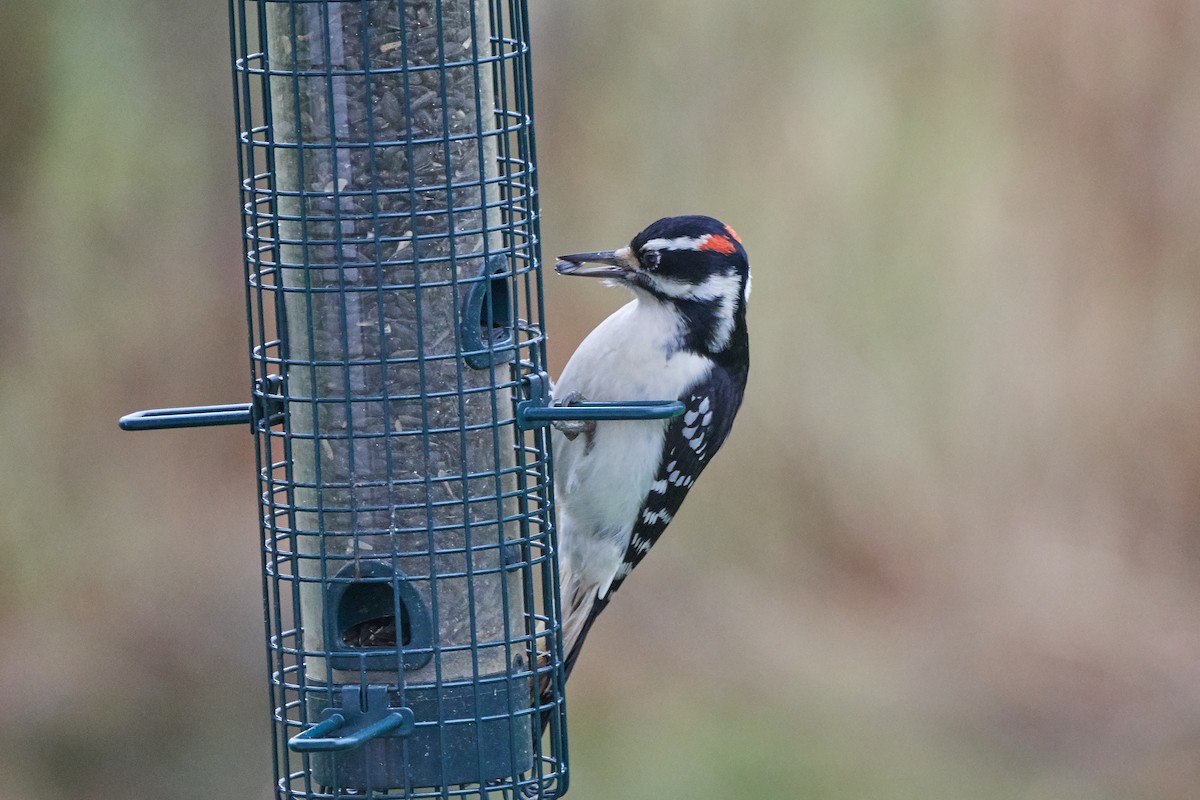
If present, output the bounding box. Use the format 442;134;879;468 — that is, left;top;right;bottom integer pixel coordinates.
642;250;661;270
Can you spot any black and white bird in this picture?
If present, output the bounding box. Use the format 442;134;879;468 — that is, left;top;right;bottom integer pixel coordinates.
546;214;751;700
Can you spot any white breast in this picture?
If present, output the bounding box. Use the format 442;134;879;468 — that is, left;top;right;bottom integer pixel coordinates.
552;297;712;594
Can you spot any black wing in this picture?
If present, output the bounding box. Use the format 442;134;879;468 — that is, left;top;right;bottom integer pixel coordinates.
605;364;745;597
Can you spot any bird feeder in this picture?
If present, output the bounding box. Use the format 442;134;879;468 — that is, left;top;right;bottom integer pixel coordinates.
124;0;568;795
120;1;687;797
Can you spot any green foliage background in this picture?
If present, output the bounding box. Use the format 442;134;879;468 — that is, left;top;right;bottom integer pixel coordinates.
2;2;1199;798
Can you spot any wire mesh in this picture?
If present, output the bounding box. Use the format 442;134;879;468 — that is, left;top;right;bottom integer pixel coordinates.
229;0;566;796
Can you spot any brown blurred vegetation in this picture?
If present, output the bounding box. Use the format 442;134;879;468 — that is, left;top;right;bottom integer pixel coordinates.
2;1;1199;799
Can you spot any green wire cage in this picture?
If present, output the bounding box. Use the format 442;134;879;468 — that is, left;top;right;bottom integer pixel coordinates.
232;0;566;795
232;0;565;796
126;0;570;796
119;0;689;797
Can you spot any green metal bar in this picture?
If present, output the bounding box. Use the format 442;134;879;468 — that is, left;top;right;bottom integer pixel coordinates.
118;404;252;431
288;708;416;753
514;371;685;428
519;400;685;427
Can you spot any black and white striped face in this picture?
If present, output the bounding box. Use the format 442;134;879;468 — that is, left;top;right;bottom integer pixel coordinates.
556;215;752;354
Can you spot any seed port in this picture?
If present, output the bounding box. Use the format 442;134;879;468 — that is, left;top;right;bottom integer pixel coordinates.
462;254;515;369
327;561;432;672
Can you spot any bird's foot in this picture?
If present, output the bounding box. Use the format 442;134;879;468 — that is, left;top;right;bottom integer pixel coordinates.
552;391;596;441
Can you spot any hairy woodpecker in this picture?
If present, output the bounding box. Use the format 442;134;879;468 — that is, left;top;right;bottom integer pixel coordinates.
545;215;751;704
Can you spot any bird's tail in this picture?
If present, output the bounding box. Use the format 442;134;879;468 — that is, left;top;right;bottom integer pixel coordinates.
536;566;610;734
560;570;610;682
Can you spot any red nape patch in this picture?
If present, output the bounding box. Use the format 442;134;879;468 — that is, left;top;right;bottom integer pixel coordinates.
699;234;737;255
723;224;742;244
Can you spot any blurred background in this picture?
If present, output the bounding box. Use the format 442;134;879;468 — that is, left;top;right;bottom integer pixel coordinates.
3;1;1200;798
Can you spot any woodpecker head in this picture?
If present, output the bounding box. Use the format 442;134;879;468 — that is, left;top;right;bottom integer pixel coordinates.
556;215;751;356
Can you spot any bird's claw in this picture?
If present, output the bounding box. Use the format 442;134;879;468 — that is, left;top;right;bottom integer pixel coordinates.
552;391;596;441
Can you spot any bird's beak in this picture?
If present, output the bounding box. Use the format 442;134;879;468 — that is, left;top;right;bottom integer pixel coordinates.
555;247;635;280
